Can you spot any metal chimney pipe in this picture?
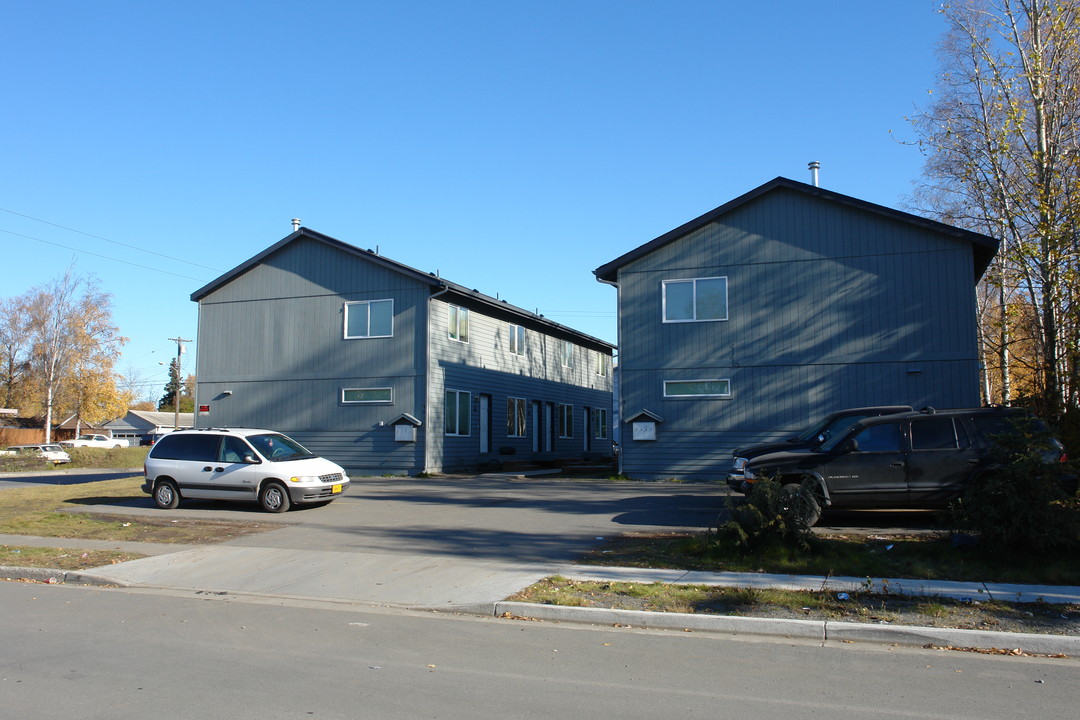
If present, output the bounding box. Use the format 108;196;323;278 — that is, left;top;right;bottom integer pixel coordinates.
291;218;301;232
808;161;820;187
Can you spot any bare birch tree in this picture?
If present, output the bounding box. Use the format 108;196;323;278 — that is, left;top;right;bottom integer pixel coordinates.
909;0;1080;424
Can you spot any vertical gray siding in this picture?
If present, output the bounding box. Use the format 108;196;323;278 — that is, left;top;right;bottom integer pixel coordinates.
195;235;614;476
615;187;983;480
195;238;429;474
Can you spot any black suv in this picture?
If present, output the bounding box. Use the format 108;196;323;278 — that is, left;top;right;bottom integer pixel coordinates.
727;407;1068;526
729;405;912;475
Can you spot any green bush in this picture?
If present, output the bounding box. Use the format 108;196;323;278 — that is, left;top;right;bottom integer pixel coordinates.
948;418;1079;554
715;475;813;552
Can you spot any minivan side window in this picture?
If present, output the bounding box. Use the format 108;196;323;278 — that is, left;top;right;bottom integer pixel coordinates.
220;436;255;463
152;434;221;461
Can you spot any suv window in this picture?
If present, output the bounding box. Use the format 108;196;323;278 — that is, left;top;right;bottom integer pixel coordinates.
852;423;901;453
910;417;960;450
152;433;221;461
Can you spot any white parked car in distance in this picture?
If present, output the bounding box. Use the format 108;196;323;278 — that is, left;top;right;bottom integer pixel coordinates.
5;444;73;464
60;434;124;449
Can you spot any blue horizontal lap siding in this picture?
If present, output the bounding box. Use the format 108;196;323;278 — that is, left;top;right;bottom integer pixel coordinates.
427;299;613;472
614;187;981;480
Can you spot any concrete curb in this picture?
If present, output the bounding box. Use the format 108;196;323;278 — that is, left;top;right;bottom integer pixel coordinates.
0;565;129;587
491;601;1080;656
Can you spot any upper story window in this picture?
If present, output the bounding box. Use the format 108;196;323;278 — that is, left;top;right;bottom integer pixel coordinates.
662;277;728;322
594;350;608;377
448;305;469;343
663;379;731;398
561;340;574;367
509;324;526;355
344;299;394;339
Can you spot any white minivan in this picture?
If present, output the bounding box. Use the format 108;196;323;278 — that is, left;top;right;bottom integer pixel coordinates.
142;428;350;512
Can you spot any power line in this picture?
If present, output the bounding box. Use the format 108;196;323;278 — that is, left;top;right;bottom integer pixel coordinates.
0;206;222;272
0;227;208;281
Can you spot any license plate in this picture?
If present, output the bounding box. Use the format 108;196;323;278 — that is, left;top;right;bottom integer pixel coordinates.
332;484;342;494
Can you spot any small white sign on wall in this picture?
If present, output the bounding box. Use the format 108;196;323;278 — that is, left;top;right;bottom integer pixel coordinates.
632;421;656;441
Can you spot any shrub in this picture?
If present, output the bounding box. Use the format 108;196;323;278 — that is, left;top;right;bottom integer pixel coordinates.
948;418;1079;554
715;475;813;552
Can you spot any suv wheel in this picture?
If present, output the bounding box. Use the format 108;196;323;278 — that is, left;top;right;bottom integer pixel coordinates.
781;482;821;528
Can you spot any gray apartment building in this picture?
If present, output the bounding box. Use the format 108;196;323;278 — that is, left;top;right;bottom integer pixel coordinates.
595;176;998;480
192;227;614;475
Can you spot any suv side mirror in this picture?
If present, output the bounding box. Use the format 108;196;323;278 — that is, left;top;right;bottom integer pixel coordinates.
843;439;859;453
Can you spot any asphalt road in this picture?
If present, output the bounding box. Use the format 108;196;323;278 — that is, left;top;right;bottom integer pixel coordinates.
3;581;1075;720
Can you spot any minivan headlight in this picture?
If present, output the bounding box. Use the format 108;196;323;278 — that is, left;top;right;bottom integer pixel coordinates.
289;475;317;483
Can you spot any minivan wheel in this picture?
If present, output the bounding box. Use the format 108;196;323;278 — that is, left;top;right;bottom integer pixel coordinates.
259;482;291;513
154;480;180;510
781;482;821;528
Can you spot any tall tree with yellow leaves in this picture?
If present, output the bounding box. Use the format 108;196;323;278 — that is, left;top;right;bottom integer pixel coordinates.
15;268;128;442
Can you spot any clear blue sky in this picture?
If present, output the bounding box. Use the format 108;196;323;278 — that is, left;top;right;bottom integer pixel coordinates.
2;1;946;403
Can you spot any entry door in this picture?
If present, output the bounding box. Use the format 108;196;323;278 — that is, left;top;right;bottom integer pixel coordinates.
543;403;553;453
479;395;491;454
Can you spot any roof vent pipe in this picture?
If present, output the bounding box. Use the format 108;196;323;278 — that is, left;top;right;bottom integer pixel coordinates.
808;161;820;187
291;218;301;232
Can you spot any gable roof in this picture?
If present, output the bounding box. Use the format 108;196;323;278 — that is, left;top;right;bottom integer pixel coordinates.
594;176;999;283
192;227;615;352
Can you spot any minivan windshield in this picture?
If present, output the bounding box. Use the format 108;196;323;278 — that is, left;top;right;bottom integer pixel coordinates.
247;433;315;462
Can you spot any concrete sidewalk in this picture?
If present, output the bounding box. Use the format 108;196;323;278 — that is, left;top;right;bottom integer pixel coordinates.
2;532;1079;656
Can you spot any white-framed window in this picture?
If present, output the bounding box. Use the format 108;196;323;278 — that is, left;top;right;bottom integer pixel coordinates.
663;379;731;398
509;324;526;356
344;299;394;338
557;404;574;439
341;387;393;404
561;340;574;368
591;408;609;440
507;397;527;437
445;389;471;436
594;350;608;377
662;277;728;322
448;305;469;343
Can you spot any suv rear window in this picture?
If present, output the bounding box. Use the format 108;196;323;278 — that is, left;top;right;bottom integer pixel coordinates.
151;434;222;462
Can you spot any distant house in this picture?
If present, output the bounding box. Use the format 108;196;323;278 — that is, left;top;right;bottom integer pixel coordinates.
594;176;998;480
103;410;195;446
190;227;614;475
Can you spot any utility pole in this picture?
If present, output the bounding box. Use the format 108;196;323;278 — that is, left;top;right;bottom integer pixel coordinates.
168;337;191;431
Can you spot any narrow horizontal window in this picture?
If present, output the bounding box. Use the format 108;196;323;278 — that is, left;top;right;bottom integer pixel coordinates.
341;387;393;404
344;299;394;339
663;379;731;398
